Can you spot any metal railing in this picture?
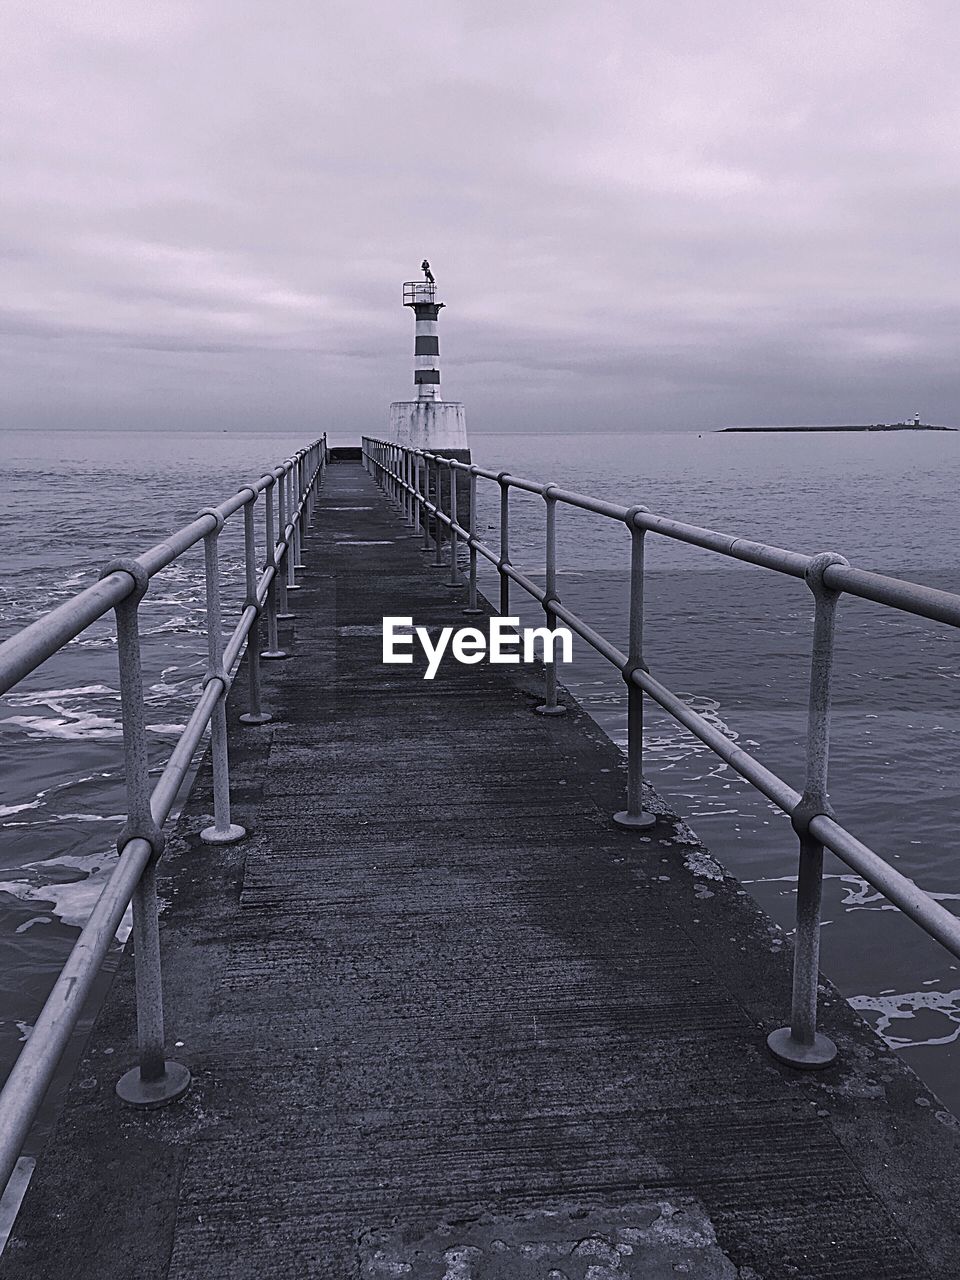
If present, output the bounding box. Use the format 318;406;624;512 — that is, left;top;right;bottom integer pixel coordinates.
362;434;960;1072
0;435;327;1191
403;281;438;305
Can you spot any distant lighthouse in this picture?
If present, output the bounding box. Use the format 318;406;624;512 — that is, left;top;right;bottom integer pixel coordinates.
409;261;443;401
388;262;470;458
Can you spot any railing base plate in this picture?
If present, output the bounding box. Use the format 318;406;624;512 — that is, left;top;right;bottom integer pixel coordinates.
462;607;484;616
200;822;247;845
535;704;567;717
276;612;297;621
766;1027;838;1069
116;1060;191;1109
261;649;290;661
612;809;657;830
239;711;273;725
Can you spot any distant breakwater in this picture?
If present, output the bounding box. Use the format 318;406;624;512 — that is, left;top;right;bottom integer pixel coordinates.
719;424;956;433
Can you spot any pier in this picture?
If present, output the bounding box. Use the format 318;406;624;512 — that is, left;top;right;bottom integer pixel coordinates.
1;447;960;1278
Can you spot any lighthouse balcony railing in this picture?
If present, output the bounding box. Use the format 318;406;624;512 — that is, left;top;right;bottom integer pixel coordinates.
361;433;960;1074
403;281;437;305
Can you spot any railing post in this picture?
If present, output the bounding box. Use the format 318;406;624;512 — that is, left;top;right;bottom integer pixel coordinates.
197;511;246;845
307;442;319;526
408;450;422;540
768;551;849;1069
432;459;445;568
261;475;289;660
498;472;511;616
445;464;460;588
238;489;272;725
535;488;566;716
613;508;656;829
404;449;414;527
463;467;483;616
99;557;191;1108
420;454;433;553
276;466;295;621
305;448;314;531
293;454;306;571
285;462;301;592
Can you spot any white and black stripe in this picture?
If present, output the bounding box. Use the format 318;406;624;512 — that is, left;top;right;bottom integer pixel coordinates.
405;284;444;401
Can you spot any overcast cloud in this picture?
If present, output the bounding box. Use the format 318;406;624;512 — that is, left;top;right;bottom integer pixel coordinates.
2;0;958;433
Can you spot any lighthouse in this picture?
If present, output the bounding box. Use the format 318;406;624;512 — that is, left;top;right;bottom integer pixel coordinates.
388;262;470;459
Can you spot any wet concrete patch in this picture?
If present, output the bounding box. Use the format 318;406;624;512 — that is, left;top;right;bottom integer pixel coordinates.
360;1202;745;1279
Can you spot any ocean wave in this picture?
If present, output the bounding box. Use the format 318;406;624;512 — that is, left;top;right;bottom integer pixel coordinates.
0;849;132;941
3;685;118;707
0;800;42;819
849;988;960;1049
1;713;123;741
0;813;123;830
745;871;960;913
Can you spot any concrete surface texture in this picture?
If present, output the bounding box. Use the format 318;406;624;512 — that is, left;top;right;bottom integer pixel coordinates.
388;400;468;450
3;461;960;1279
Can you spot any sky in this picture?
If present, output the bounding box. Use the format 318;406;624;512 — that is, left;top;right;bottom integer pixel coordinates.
3;0;959;434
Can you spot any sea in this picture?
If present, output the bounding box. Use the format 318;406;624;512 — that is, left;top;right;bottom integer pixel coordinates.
1;425;959;1128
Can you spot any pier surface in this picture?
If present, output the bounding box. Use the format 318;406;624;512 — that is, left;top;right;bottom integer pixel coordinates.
4;461;960;1279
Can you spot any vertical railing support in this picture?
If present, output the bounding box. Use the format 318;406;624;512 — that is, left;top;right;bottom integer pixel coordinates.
261;476;289;660
463;467;483;616
99;557;191;1108
198;511;246;845
238;489;272;725
445;464;461;588
498;473;512;616
285;463;302;592
535;488;566;716
768;551;849;1069
276;467;295;621
420;454;433;553
409;451;424;540
613;508;656;829
293;454;306;571
404;450;415;528
432;460;446;568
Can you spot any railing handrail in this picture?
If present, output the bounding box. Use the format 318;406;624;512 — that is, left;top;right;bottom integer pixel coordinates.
402;447;960;627
0;434;327;1195
361;434;960;1073
1;463;301;697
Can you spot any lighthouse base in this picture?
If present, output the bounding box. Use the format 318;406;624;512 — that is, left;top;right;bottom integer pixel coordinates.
389;401;469;456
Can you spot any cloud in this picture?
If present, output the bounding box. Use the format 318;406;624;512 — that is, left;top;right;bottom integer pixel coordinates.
2;0;958;432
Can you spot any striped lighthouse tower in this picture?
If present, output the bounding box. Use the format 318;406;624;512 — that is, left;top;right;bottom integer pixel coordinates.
409;262;443;401
389;261;469;456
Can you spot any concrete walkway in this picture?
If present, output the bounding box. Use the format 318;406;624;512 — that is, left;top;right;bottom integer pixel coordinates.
4;461;960;1279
